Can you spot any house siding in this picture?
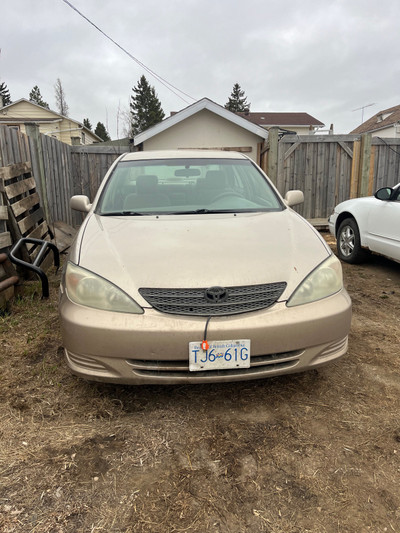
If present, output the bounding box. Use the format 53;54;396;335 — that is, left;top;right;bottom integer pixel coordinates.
278;126;315;135
2;100;56;120
0;100;100;145
143;109;262;161
368;125;399;138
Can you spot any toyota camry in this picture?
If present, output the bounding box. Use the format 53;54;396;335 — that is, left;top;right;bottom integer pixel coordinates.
59;150;351;384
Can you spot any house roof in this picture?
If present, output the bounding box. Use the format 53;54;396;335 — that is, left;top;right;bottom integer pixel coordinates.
0;117;61;123
237;111;324;128
350;104;400;134
0;98;102;141
134;97;270;146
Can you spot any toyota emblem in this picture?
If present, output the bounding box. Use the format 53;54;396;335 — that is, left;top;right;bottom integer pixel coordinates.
205;286;228;303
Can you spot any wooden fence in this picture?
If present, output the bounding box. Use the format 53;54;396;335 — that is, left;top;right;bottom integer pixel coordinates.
69;145;127;224
370;137;400;190
24;125;127;227
262;130;400;219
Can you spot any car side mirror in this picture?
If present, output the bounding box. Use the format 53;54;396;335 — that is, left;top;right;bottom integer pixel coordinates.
374;187;393;201
284;190;304;207
70;195;92;213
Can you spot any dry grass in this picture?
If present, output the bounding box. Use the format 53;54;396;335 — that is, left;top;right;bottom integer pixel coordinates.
1;241;400;532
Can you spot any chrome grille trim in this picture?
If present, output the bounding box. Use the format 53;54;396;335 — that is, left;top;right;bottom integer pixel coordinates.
126;349;302;377
139;282;287;316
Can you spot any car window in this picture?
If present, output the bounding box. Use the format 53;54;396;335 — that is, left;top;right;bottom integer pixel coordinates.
96;158;284;215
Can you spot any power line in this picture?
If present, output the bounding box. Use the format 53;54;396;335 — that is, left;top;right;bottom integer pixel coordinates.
61;0;196;104
377;137;400;157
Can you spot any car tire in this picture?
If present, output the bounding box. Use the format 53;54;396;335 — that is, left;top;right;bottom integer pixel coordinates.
337;218;366;264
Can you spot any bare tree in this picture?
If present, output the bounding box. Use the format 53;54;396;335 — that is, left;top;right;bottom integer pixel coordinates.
117;102;133;139
54;78;69;116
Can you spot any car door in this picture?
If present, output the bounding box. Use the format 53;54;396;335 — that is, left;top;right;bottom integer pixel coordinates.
366;187;400;261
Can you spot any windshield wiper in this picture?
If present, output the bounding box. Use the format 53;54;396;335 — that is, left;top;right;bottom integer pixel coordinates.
167;209;239;215
99;211;146;216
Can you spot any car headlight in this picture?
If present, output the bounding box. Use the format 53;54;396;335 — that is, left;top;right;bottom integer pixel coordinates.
287;254;343;307
65;262;143;314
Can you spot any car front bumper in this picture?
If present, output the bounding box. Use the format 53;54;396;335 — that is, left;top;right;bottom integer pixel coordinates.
59;286;352;385
328;214;337;237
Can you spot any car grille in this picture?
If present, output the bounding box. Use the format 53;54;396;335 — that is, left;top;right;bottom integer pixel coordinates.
139;283;287;316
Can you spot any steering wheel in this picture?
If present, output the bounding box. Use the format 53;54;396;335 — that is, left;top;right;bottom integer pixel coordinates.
211;191;244;203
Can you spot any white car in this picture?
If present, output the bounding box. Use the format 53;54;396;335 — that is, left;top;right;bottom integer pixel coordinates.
329;184;400;264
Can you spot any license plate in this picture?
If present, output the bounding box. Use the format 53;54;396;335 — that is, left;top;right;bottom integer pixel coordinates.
189;340;250;372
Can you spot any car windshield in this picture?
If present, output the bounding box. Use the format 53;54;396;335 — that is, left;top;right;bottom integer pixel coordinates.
96;157;283;215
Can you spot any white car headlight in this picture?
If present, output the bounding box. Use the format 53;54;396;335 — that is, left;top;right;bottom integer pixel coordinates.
65;262;143;314
287;255;343;307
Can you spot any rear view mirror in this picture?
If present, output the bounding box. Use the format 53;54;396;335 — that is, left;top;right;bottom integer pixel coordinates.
284;190;304;207
174;168;201;177
375;187;393;201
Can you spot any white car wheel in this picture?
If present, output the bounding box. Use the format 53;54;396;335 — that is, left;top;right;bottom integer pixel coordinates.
337;218;366;264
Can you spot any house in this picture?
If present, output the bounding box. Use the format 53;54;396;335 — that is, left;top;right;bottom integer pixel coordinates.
134;98;269;162
350;105;400;138
237;111;324;135
0;99;102;145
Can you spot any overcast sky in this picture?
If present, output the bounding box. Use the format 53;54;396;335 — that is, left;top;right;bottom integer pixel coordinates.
2;0;400;138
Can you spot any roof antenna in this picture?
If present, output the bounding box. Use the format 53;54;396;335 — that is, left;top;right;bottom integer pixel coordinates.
352;103;375;124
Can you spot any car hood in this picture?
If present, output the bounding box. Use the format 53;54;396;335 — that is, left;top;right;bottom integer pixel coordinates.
335;196;374;212
73;210;330;306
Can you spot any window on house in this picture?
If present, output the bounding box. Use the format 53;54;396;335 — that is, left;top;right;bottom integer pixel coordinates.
378;112;394;122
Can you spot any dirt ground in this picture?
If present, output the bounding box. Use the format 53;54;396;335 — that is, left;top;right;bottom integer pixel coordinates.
0;234;399;533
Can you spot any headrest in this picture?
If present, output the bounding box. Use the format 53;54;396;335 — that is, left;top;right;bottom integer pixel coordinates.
204;170;226;188
136;174;158;193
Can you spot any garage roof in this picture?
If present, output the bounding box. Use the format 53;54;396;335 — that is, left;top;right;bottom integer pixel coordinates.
134;97;269;146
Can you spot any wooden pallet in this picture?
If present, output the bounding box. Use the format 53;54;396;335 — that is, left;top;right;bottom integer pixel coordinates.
0;180;15;307
0;196;11;251
0;161;52;266
0;253;19;309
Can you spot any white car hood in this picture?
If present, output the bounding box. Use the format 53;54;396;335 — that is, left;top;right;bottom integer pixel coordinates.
73;210;330;307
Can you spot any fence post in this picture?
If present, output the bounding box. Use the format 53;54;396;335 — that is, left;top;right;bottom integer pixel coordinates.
359;133;372;197
267;127;279;185
349;139;361;198
25;123;51;224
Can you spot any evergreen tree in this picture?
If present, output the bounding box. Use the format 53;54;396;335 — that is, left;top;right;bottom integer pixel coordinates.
94;122;111;141
0;82;11;107
29;85;49;109
225;83;250;113
83;118;92;131
130;75;165;136
54;78;69;116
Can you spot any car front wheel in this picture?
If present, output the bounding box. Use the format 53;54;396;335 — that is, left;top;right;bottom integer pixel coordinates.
337;218;366;264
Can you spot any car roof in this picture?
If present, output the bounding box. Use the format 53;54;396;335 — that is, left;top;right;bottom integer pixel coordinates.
120;150;249;162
